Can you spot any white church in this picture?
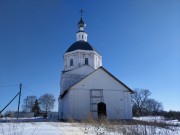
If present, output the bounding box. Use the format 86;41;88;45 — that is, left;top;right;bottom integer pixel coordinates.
58;14;134;120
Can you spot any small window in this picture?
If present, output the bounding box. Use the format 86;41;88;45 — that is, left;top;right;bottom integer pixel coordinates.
70;59;73;66
82;35;84;39
85;58;88;65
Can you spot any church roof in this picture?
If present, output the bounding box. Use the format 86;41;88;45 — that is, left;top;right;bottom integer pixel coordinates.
60;66;134;99
66;40;96;53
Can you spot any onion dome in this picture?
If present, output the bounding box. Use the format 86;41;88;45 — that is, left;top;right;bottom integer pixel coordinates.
78;17;86;30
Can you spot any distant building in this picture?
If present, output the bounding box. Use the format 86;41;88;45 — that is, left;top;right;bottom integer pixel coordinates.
47;112;58;119
14;112;34;118
58;14;134;120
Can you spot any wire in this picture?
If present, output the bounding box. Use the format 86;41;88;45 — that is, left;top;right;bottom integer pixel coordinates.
23;85;42;96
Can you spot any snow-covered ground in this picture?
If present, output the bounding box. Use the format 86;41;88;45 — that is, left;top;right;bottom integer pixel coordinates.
0;117;180;135
0;122;89;135
133;116;180;135
133;116;165;121
134;116;180;126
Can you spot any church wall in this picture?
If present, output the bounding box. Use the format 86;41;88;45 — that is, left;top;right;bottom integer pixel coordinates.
103;90;125;119
61;88;132;120
71;68;129;91
59;68;132;120
59;93;69;120
66;65;95;75
68;89;91;119
58;99;62;119
103;90;132;119
60;66;95;95
64;50;102;71
60;74;86;94
67;68;133;120
123;92;133;119
59;89;91;120
76;32;88;41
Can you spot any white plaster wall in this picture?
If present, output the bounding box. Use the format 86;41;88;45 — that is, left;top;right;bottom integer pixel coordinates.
60;68;132;120
64;50;102;71
59;89;90;120
60;89;132;120
68;89;91;119
60;74;85;94
103;90;132;119
65;65;95;75
60;66;95;94
59;94;68;119
72;68;129;91
60;89;93;120
76;32;88;41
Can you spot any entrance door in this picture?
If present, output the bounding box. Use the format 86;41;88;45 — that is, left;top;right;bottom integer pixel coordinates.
98;102;106;118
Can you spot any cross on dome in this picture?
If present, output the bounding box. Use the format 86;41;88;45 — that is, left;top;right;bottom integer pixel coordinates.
78;9;86;30
77;9;87;41
79;9;84;17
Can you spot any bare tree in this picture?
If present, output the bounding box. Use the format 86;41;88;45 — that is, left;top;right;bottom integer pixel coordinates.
22;95;37;112
131;89;151;115
39;93;55;113
144;98;163;115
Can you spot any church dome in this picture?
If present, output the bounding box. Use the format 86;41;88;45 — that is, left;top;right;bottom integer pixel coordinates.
66;41;96;53
78;17;85;28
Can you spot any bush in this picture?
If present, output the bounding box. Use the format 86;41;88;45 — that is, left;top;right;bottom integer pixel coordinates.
163;110;180;121
43;113;47;119
4;110;14;117
80;117;178;135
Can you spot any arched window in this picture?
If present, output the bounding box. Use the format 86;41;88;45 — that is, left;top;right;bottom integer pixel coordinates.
85;58;88;65
70;59;73;66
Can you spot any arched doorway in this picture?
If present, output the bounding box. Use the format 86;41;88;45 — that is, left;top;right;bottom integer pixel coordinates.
98;102;106;118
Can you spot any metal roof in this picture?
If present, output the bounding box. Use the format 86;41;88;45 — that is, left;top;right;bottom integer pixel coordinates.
66;41;96;53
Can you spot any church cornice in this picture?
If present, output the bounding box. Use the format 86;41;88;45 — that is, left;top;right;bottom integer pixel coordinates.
64;49;102;58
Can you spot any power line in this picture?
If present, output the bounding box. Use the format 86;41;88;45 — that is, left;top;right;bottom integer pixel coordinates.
23;85;42;96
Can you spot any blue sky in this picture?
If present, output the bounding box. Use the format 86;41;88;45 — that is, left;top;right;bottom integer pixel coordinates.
0;0;180;113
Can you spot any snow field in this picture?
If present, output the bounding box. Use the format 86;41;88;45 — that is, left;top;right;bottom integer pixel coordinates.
0;122;89;135
0;117;180;135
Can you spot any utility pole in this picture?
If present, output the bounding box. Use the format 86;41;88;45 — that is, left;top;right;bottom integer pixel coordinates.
17;83;22;120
